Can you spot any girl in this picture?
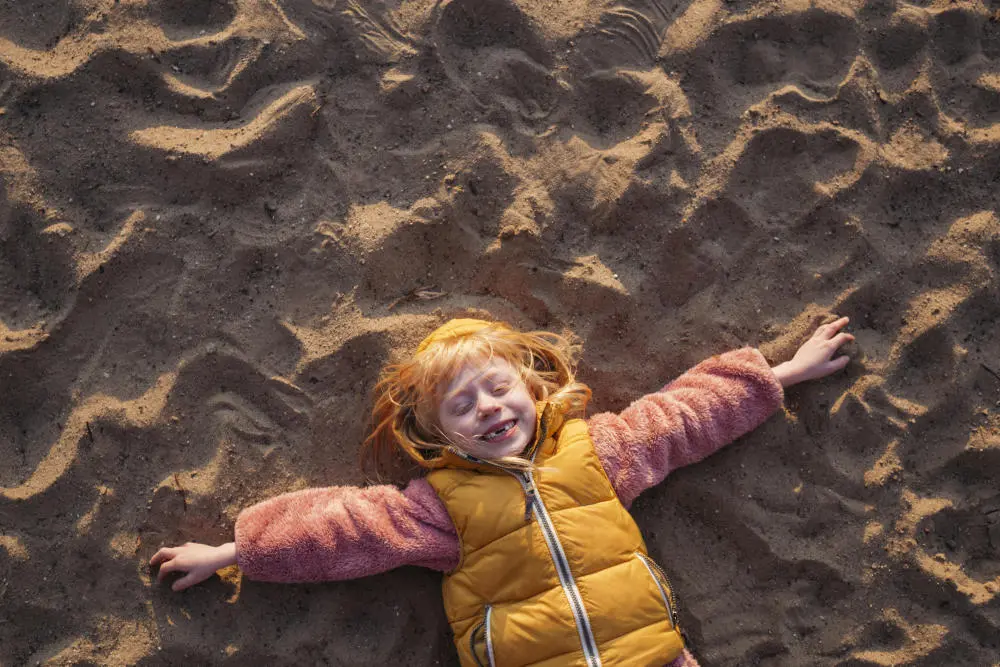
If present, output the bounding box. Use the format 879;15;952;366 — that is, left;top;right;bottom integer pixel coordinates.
151;316;854;666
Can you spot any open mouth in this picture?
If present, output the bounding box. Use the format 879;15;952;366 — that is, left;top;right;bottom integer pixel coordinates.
479;419;516;442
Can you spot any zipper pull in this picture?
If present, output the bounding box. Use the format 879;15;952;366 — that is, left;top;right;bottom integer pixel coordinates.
523;487;536;522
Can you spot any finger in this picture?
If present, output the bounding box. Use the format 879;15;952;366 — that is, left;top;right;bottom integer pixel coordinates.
828;355;850;372
150;547;176;567
828;332;855;349
156;560;179;583
812;320;835;339
172;571;202;592
817;317;849;338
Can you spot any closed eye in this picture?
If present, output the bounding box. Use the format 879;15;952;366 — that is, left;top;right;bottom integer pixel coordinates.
492;384;510;395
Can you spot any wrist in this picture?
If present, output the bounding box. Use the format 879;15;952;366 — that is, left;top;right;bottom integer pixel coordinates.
216;542;237;569
771;361;805;389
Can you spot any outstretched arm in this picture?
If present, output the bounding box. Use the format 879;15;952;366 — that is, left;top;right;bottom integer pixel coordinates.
589;317;854;508
234;478;458;582
588;347;784;508
150;478;460;590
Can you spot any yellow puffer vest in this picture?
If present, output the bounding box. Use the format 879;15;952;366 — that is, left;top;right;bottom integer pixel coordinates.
426;402;685;667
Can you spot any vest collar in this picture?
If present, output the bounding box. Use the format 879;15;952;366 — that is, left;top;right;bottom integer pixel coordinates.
437;400;565;473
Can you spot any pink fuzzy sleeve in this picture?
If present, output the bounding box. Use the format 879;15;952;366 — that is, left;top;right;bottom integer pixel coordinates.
234;478;460;582
587;348;784;508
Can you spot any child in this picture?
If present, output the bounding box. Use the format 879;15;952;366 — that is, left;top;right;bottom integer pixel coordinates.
151;316;854;666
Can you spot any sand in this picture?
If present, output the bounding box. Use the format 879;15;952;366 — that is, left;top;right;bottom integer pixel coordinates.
2;0;1000;664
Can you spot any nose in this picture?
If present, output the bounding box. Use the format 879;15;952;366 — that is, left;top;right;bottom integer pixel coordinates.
477;393;500;419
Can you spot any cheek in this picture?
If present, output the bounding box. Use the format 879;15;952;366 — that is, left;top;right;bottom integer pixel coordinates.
439;412;472;440
437;411;456;433
516;389;536;413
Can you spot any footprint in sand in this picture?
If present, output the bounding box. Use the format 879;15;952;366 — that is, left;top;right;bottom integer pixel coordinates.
816;212;1000;657
432;0;562;132
689;9;858;90
433;0;675;147
672;8;859;154
861;4;929;95
726;126;863;224
127;0;314;159
931;6;980;67
0;0;77;51
872;12;927;72
572;0;677;71
929;6;1000;130
0;205;76;338
158;37;267;108
149;0;237;41
572;70;660;147
564;0;691;147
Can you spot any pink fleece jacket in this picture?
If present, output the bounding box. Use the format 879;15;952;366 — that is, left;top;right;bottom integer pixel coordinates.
234;348;785;667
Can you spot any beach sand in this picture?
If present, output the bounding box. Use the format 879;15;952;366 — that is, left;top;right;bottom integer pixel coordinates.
2;0;1000;664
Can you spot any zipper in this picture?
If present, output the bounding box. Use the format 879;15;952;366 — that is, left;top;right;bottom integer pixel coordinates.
511;469;603;667
522;485;537;521
485;604;496;666
470;619;487;667
636;552;680;629
468;605;497;667
450;408;601;666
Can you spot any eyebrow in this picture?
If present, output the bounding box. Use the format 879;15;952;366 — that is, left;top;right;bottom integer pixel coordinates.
443;369;509;403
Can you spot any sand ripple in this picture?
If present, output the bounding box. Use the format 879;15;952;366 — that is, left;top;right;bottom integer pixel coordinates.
2;0;999;664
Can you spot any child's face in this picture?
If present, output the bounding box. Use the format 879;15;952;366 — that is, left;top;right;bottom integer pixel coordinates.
436;357;537;460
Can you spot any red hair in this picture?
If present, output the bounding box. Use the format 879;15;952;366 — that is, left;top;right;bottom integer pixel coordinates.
361;320;590;477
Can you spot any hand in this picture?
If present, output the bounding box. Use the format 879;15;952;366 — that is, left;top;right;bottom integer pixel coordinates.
772;316;854;388
149;541;237;591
